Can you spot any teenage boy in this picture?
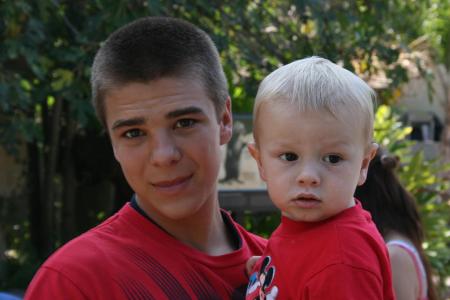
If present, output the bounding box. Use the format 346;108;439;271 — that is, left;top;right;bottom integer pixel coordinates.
245;57;395;299
25;16;266;299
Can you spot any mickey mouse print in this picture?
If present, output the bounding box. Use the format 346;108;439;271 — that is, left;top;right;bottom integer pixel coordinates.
246;256;279;300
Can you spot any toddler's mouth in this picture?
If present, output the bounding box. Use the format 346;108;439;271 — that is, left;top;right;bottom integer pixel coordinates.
294;193;319;201
292;194;321;208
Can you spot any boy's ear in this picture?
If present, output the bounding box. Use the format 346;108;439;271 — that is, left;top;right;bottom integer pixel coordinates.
112;146;119;162
358;142;378;186
110;139;120;162
219;97;233;145
248;142;267;181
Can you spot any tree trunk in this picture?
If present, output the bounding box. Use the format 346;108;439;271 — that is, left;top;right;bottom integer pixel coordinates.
61;102;77;242
40;97;63;257
27;141;43;257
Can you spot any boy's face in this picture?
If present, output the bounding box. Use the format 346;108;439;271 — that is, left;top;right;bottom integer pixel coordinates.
105;77;232;223
249;101;376;222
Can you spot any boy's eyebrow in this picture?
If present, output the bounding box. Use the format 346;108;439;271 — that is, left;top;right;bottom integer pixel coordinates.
110;106;205;131
111;117;146;131
166;106;204;118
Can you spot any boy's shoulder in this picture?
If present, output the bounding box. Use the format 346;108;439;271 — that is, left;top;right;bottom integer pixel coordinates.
39;202;162;273
30;207;268;300
40;206;130;273
42;206;267;274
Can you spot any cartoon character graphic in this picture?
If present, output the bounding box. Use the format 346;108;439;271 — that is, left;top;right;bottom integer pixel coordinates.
246;256;278;300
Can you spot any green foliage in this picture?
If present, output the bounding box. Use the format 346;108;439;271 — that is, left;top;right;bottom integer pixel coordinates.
0;0;443;152
423;0;450;68
243;212;280;239
215;0;428;112
0;218;41;290
374;105;413;153
0;0;439;153
374;105;450;295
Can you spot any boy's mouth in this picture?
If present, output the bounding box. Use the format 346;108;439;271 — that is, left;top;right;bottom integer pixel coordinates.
151;174;193;189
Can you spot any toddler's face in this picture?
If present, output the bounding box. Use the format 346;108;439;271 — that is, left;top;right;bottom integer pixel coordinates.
249;101;376;222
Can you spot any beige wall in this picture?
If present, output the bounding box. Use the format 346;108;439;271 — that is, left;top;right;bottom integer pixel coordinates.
397;64;449;124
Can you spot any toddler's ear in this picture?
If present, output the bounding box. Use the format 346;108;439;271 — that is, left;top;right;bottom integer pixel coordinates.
358;143;378;186
248;143;267;181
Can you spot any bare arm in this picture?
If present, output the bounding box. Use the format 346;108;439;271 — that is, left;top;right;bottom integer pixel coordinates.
387;244;419;300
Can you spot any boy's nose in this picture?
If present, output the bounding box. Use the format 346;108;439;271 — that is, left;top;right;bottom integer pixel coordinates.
149;133;181;167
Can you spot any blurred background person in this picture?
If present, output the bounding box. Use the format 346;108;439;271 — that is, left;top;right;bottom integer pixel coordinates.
355;148;438;300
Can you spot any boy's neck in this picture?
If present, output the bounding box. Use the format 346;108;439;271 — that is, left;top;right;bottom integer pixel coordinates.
137;195;236;256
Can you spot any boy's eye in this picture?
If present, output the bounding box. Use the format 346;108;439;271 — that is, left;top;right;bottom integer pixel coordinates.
323;155;342;164
175;119;196;128
280;153;298;161
124;129;144;139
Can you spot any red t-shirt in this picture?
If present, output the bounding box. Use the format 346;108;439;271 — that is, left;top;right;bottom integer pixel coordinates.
246;201;395;300
25;203;266;300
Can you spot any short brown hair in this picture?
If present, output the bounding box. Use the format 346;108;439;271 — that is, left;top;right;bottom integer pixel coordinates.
91;17;229;128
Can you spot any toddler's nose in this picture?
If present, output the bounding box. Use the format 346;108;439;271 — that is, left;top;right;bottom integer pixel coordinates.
296;165;320;186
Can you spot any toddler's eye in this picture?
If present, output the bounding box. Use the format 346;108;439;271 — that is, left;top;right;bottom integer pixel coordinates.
124;129;143;139
280;153;298;161
175;119;196;128
324;155;342;164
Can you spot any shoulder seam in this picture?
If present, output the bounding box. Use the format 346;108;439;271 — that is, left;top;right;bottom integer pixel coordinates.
306;262;382;286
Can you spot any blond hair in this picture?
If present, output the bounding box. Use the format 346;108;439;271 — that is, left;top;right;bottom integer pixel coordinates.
253;56;376;143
